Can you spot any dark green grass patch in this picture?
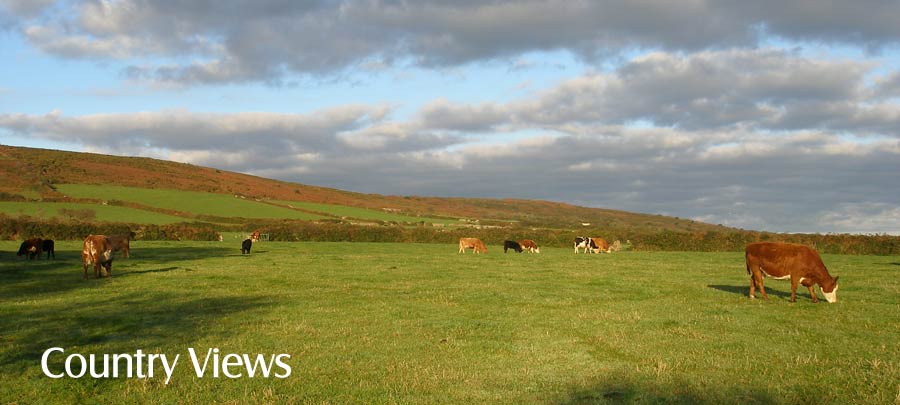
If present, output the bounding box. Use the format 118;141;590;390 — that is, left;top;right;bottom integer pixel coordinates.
1;242;898;403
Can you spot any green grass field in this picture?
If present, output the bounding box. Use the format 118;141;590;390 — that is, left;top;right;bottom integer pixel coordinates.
268;199;457;225
1;241;898;403
55;184;326;221
0;202;189;224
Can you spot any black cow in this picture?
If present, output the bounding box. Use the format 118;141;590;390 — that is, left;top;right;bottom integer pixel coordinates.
503;240;523;253
241;239;252;254
41;239;55;259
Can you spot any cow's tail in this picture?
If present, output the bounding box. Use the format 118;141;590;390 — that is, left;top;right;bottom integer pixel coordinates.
744;250;753;275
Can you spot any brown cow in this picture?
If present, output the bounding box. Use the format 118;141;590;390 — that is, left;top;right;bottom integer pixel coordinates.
109;234;131;258
458;238;487;254
745;242;839;303
17;238;43;260
518;240;540;253
82;235;113;279
589;238;611;254
250;231;261;242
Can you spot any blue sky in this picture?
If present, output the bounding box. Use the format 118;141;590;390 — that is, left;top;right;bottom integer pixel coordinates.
1;1;899;234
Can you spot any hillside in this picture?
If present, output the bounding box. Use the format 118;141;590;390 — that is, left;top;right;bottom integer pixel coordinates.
0;145;733;232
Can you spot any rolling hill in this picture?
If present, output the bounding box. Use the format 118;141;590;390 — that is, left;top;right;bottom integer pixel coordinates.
0;144;732;232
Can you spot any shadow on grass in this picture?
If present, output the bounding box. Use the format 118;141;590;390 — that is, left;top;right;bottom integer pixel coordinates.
0;290;272;372
0;246;232;299
708;284;793;299
563;380;777;404
116;266;184;276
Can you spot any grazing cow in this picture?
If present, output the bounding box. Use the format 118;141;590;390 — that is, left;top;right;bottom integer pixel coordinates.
745;242;839;303
17;238;42;260
41;239;55;259
109;235;131;258
503;240;523;253
250;231;261;242
518;240;540;253
82;235;113;279
574;237;590;254
590;238;611;254
458;238;487;254
241;239;252;254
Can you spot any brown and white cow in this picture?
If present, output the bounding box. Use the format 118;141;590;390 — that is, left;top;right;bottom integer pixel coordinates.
589;238;611;254
745;242;839;303
518;239;540;253
109;234;131;258
17;238;43;260
250;231;261;242
82;235;113;279
459;238;487;254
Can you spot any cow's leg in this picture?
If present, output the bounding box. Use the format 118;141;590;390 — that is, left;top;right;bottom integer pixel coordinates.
747;264;756;299
807;285;819;303
105;261;112;278
752;270;768;300
93;262;100;279
83;263;89;280
789;276;800;302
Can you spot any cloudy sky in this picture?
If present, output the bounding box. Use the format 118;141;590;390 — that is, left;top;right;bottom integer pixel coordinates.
1;1;899;234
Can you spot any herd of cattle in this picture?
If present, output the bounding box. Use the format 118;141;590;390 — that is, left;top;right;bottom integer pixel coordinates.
458;236;617;255
14;234;839;303
16;234;131;279
457;237;838;303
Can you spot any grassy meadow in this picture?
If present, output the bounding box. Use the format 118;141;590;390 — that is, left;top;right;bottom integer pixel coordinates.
267;200;457;225
41;184;459;226
0;201;189;225
55;184;326;221
1;241;898;403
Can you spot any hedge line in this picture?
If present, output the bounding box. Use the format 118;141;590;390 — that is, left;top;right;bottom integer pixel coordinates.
0;215;223;241
254;220;899;255
3;215;898;255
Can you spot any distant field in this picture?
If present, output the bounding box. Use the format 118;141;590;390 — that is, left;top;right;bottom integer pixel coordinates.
0;202;188;224
1;242;897;403
56;184;326;221
268;199;458;225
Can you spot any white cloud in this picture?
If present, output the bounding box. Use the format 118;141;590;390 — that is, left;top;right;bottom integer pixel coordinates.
10;1;900;85
819;203;900;234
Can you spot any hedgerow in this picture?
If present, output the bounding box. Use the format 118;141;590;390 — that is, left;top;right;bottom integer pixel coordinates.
2;214;897;255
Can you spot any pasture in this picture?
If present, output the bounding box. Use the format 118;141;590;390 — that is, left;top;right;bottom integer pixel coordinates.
54;184;454;225
1;241;898;403
55;184;326;221
0;201;188;225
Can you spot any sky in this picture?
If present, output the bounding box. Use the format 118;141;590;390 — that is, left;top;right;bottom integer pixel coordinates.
1;1;898;235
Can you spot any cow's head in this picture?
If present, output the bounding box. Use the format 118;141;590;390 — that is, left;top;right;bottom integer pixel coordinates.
820;276;839;303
